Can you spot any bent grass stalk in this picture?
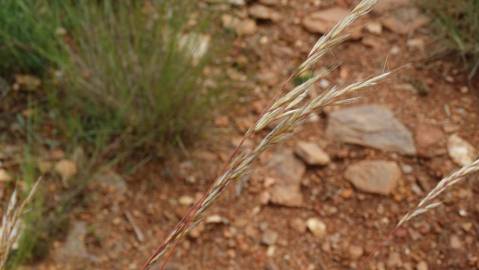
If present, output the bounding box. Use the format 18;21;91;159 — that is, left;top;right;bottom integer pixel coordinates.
142;0;383;269
397;158;479;227
361;159;479;269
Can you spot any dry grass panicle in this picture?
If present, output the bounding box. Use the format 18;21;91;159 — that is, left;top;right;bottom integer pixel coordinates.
142;0;389;269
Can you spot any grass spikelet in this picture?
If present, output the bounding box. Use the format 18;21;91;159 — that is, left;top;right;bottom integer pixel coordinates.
397;158;479;227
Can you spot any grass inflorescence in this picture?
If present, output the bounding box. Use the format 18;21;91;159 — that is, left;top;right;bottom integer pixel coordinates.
142;0;389;269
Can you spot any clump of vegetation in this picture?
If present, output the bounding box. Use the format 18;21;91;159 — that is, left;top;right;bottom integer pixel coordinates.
420;0;479;77
56;0;217;155
0;1;66;74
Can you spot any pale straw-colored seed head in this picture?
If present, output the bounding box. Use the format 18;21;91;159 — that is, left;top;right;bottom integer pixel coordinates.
142;1;386;269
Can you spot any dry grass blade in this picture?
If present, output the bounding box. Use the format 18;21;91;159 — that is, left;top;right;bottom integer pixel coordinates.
0;180;40;269
397;158;479;227
142;1;383;269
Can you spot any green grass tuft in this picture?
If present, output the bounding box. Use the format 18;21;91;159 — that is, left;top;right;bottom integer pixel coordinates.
420;0;479;77
0;1;67;74
56;0;218;154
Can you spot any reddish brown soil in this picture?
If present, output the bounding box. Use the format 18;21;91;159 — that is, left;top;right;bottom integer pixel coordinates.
31;1;479;270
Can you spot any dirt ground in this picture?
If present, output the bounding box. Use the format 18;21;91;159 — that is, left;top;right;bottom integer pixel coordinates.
30;0;479;269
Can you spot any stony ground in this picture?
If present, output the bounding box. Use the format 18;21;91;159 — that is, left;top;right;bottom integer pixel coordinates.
23;0;479;269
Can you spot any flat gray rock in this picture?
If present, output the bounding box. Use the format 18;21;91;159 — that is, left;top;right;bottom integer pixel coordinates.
345;160;401;195
267;150;305;207
55;221;97;265
326;105;416;155
294;141;330;166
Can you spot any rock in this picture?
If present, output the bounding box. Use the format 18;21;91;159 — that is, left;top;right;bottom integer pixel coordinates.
401;164;413;174
345;160;401;195
306;218;327;238
266;245;275;257
54;159;78;181
94;170;127;195
415;124;444;149
319;79;330;89
387;252;403;268
417;261;428;270
407;38;425;50
450;235;463;250
261;230;278;246
235;19;258;36
15;74;41;91
349;245;364;260
222;14;239;29
302;7;349;34
447;134;477;166
206;215;228;224
259;191;271;205
249;5;281;22
268;151;305;207
37;160;53;174
289;218;306;233
56;221;96;263
270;182;304;207
365;21;383;35
326;105;416;155
0;169;12;182
390;45;401;55
294;141;330;166
381;7;429;35
179;195;195;206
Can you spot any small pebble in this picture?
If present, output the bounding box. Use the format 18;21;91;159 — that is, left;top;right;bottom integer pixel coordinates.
417;261;428;270
401;164;413;174
261;230;278;246
306;218;327;238
450;235;463;250
349;245;364;260
0;169;12;182
179;195;194;206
